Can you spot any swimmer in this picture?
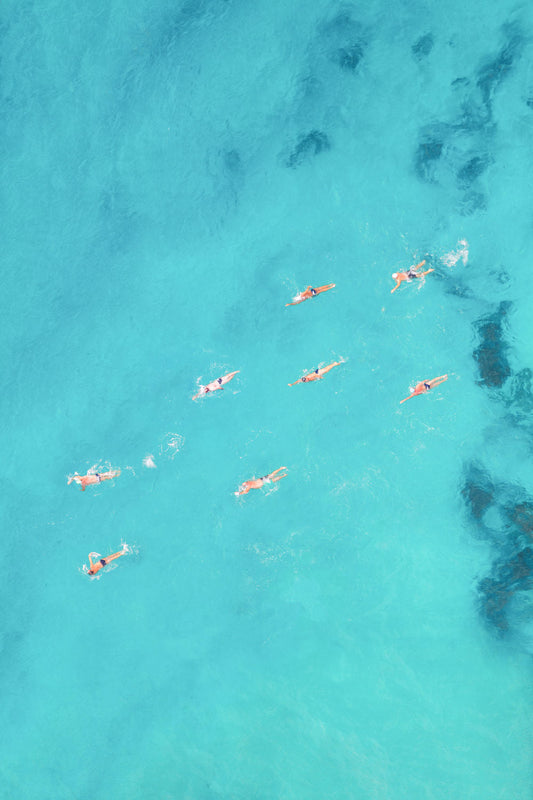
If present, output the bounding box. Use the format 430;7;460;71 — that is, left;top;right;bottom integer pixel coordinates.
288;361;342;386
236;467;288;496
286;283;335;306
68;469;121;491
86;544;128;576
192;370;240;400
391;260;434;293
400;374;448;404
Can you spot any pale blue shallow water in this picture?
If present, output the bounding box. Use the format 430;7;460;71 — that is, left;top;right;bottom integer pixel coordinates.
2;1;533;798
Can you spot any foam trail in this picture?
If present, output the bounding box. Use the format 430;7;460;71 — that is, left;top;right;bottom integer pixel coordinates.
442;239;468;267
143;454;156;469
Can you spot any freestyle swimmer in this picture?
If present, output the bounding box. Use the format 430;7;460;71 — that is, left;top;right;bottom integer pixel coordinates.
288;361;342;386
400;374;448;404
192;370;240;400
286;283;335;306
68;469;121;491
86;544;129;576
236;467;288;496
391;260;434;293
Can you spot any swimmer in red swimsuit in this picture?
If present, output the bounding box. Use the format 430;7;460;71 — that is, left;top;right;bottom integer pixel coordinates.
400;374;448;404
68;469;121;491
288;361;342;386
236;467;288;496
391;260;434;293
192;370;240;400
86;545;128;576
286;283;335;306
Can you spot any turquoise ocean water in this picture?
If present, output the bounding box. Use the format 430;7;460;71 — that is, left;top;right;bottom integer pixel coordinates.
2;1;533;797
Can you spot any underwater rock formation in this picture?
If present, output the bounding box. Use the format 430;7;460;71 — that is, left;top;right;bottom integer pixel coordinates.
285;130;331;168
472;301;512;388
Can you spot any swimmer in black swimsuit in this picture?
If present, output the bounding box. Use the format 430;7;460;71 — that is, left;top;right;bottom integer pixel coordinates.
285;283;336;306
400;374;448;404
86;545;128;576
192;370;240;400
68;469;121;491
236;467;288;496
289;361;342;386
391;260;434;293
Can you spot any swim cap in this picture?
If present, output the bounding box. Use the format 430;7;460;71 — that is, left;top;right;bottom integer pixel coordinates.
392;273;398;279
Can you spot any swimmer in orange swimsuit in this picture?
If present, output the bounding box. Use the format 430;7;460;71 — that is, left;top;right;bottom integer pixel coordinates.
68;469;121;491
391;260;434;293
286;283;335;306
400;374;448;404
236;467;288;496
86;544;128;576
288;361;342;386
192;370;240;400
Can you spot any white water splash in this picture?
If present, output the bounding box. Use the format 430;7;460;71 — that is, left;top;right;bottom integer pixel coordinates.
160;432;184;459
143;454;156;469
442;239;468;267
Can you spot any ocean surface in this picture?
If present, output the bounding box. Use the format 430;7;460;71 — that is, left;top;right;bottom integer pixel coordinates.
1;1;533;798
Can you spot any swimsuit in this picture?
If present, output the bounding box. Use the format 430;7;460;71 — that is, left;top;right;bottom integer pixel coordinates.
311;288;317;296
424;382;431;391
100;559;106;566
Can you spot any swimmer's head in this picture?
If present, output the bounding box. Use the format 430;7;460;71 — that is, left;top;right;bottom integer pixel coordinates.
392;273;398;279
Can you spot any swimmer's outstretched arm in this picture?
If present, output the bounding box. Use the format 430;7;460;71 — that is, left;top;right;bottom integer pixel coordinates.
399;391;417;404
391;278;403;294
285;287;311;307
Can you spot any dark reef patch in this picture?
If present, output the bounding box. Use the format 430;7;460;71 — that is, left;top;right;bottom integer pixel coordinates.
476;23;523;111
285;130;331;169
478;548;533;633
414;137;443;182
334;42;364;72
478;577;511;632
412;33;434;60
462;463;494;522
457;155;490;189
473;302;512;388
506;368;533;415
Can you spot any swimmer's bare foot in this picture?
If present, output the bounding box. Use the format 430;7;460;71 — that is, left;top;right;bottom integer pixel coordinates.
192;370;240;400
